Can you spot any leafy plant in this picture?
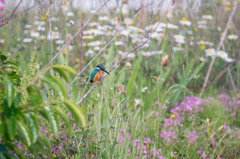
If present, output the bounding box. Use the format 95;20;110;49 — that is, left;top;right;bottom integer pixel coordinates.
0;55;86;158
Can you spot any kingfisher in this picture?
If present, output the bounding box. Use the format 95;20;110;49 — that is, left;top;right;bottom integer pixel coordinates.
90;64;109;84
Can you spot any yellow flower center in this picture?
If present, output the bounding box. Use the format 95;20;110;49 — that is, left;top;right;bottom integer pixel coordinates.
171;114;175;118
182;17;187;22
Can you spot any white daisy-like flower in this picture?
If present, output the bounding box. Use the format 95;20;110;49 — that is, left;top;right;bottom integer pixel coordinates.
227;34;238;40
115;41;124;46
198;24;209;29
197;40;208;45
121;30;130;36
25;24;32;29
70;20;74;25
199;56;208;62
127;53;135;58
99;16;109;21
93;46;100;50
85;49;94;57
187;31;193;34
224;57;235;63
30;31;40;38
179;17;192;26
34;21;40;25
172;47;184;52
197;20;207;25
40;21;46;25
141;87;148;92
202;15;213;20
66;12;74;17
23;38;32;43
140;51;152;56
152;50;163;55
123;18;134;25
167;23;179;29
217;50;228;59
175;38;185;44
56;40;64;44
174;34;185;40
88;21;100;27
205;48;216;57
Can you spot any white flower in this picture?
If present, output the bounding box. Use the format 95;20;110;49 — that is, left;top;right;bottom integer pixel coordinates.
197;20;207;25
198;24;209;29
121;30;130;36
179;18;192;26
34;21;40;25
88;21;100;27
152;50;163;55
67;12;74;17
227;34;238;40
56;40;64;44
94;46;100;50
25;25;32;29
99;16;109;21
174;34;185;40
70;20;74;25
40;21;46;25
199;56;208;62
172;47;184;52
167;23;179;29
123;18;134;25
115;41;124;46
224;57;235;63
141;87;148;92
0;39;5;43
217;50;228;59
187;31;193;34
202;15;213;20
23;38;32;43
134;99;142;106
30;31;40;38
140;51;152;56
85;49;94;57
205;48;216;57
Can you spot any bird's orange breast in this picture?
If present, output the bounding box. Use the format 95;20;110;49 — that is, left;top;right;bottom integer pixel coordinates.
92;71;103;82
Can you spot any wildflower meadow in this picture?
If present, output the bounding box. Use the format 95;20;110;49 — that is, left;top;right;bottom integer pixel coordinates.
0;0;240;158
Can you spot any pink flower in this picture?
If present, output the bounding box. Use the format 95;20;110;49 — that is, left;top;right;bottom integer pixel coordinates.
0;13;2;17
0;0;5;3
0;6;4;10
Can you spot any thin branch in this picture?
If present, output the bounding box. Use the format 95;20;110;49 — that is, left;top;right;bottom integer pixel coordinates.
76;7;169;105
199;3;238;97
21;0;111;95
66;4;147;90
0;0;23;27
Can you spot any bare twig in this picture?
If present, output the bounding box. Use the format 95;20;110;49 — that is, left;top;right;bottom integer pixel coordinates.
66;4;147;90
22;0;111;95
199;3;238;97
0;0;23;27
76;7;169;105
79;13;84;91
227;67;237;91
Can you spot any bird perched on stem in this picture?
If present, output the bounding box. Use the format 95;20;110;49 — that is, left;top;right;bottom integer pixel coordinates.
90;64;109;84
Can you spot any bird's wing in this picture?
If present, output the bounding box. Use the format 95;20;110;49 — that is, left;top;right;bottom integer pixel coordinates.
90;69;98;80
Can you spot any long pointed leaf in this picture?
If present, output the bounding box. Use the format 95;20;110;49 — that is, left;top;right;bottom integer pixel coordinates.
4;75;14;107
27;86;42;106
35;138;47;156
49;65;77;83
39;133;52;155
63;100;87;128
55;107;73;136
6;118;16;141
40;75;68;100
24;113;39;143
4;142;25;159
16;121;31;147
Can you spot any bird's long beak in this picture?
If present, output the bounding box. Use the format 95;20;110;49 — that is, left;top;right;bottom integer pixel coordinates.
102;68;109;74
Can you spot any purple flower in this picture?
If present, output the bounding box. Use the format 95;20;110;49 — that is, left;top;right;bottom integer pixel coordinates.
202;152;206;158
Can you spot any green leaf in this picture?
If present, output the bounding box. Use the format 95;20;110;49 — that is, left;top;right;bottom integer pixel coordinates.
49;65;77;83
1;152;16;159
4;141;25;159
39;133;52;155
4;75;14;107
55;107;73;136
29;145;39;159
126;55;142;99
35;138;47;156
1;55;7;62
16;121;31;147
40;75;68;100
5;59;19;66
63;100;87;128
0;119;5;135
27;86;42;105
14;93;21;106
0;65;21;73
38;106;58;136
24;113;39;143
6;118;16;140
